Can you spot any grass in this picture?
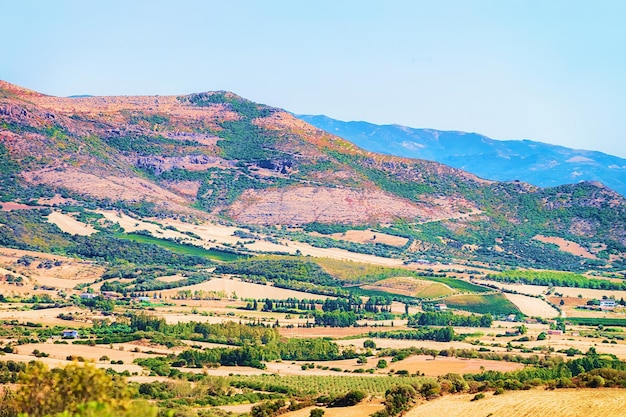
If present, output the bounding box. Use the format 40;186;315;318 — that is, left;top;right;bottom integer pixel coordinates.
117;233;244;262
443;293;521;316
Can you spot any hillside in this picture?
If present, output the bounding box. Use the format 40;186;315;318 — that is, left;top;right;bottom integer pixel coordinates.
1;80;626;271
297;114;626;196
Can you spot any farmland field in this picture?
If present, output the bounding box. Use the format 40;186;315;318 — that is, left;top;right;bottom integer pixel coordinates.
405;388;626;417
360;277;454;298
503;293;559;318
47;211;97;236
444;293;520;315
159;277;330;300
280;401;384;417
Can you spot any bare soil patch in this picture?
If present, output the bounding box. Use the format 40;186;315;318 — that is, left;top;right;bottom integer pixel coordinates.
0;202;41;211
328;230;409;247
228;186;465;226
533;234;597;259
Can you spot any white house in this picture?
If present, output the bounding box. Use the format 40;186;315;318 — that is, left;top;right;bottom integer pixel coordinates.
62;329;79;338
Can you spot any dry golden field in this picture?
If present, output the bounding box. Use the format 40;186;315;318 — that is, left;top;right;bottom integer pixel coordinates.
405;388;626;417
46;211;96;236
159;277;330;301
361;277;454;298
280;400;385;417
503;293;560;318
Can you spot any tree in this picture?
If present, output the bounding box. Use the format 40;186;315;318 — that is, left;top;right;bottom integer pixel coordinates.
12;362;151;417
385;385;418;415
377;359;388;369
363;339;376;349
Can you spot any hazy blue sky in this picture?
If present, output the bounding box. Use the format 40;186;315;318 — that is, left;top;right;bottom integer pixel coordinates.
2;0;625;157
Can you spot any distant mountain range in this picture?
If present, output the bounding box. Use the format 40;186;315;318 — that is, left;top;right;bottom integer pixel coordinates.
297;115;626;196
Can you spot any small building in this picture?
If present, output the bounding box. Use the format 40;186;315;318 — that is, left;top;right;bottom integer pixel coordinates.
80;293;97;299
434;303;447;311
135;296;151;302
101;291;121;300
62;329;79;339
547;329;563;335
506;314;517;322
600;300;616;310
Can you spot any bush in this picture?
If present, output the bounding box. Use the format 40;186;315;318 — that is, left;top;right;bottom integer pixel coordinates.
419;381;440;398
328;390;366;407
310;408;325;417
471;393;485;401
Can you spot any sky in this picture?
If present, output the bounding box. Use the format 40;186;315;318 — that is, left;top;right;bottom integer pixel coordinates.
1;0;625;157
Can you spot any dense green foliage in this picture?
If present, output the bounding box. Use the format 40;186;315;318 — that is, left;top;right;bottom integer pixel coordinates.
368;327;455;342
487;270;626;290
408;311;493;328
566;318;626;327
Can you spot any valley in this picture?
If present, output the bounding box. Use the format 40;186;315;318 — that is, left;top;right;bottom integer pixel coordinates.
1;81;626;417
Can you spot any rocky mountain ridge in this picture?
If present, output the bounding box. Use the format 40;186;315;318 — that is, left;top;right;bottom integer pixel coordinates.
1;80;625;270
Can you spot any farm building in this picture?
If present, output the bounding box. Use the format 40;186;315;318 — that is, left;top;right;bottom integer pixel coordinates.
434;303;447;311
79;293;97;299
600;300;616;310
62;329;79;338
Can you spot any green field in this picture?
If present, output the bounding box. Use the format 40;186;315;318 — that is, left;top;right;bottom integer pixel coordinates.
567;317;626;327
443;293;521;316
117;233;243;262
425;277;490;293
225;374;431;397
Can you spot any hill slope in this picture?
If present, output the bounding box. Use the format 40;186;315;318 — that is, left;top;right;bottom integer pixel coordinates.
1;80;626;270
297;115;626;196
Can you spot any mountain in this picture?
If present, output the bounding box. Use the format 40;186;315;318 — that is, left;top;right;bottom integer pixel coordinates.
1;80;625;271
297;115;626;196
